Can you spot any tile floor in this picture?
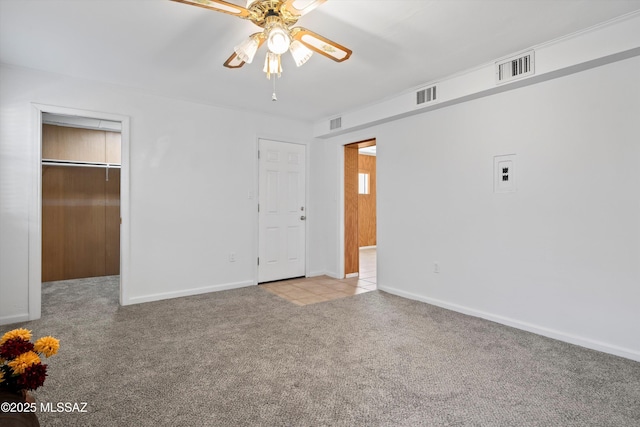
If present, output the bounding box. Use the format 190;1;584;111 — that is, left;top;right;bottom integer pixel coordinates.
260;247;377;306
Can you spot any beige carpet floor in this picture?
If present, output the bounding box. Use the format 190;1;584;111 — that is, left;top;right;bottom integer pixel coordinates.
1;276;639;426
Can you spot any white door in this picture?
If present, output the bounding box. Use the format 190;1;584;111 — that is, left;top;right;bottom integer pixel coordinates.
258;139;306;283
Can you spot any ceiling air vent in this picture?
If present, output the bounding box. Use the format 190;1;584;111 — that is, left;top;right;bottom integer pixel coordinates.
330;117;342;131
496;50;534;84
416;85;437;107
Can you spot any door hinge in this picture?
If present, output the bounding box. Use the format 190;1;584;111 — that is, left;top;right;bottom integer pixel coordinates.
258;150;260;159
258;203;260;212
257;257;260;266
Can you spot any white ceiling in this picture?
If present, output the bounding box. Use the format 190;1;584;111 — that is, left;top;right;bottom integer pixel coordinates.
1;0;639;122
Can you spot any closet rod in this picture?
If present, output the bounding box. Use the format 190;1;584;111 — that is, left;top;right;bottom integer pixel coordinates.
42;160;121;169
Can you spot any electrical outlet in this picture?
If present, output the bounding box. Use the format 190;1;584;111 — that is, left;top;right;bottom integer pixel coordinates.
229;252;236;262
494;154;517;193
434;262;440;273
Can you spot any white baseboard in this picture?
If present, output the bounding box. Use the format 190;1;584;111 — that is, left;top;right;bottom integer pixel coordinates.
359;246;377;250
345;272;359;278
0;313;30;327
123;280;254;306
307;270;326;278
323;271;341;279
304;271;343;279
379;285;640;362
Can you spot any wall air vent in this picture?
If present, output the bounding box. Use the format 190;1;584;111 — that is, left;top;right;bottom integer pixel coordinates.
330;117;342;131
496;50;535;84
416;85;437;107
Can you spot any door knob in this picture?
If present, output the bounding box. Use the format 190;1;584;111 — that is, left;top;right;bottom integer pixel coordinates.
300;215;306;220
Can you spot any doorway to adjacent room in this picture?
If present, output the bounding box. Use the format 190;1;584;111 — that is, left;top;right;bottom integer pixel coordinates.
344;139;377;279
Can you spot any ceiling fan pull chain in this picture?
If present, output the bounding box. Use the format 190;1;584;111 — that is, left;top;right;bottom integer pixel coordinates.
272;75;278;101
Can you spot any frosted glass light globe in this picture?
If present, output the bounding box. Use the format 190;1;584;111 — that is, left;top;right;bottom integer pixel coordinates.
267;24;291;55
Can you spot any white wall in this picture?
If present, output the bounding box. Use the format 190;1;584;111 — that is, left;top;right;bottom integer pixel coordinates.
307;140;329;277
2;47;638;363
314;12;640;138
318;55;640;360
0;64;317;323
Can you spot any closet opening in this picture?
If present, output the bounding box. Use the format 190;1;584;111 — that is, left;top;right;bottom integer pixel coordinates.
40;113;122;305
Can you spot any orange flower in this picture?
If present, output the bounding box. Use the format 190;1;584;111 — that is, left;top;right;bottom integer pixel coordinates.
34;336;60;358
0;369;5;384
0;328;32;345
7;351;40;375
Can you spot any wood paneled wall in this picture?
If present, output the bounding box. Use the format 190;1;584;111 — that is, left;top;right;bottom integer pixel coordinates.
105;131;121;164
42;125;121;282
358;154;376;247
42;124;121;163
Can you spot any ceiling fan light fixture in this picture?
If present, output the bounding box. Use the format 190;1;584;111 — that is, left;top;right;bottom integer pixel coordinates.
289;40;313;67
171;0;352;100
263;52;282;79
234;35;259;63
266;22;291;55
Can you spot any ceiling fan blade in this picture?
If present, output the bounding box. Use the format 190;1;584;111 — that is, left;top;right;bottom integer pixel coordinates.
171;0;250;18
292;28;352;62
223;52;246;68
281;0;326;16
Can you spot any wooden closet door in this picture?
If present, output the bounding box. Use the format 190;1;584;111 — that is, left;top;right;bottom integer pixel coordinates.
42;166;107;281
42;166;65;281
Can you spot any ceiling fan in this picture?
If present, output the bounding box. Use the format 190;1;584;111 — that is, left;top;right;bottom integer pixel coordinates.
171;0;352;81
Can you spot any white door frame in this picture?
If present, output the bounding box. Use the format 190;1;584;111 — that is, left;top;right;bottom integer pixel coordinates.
29;103;130;319
255;137;309;284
